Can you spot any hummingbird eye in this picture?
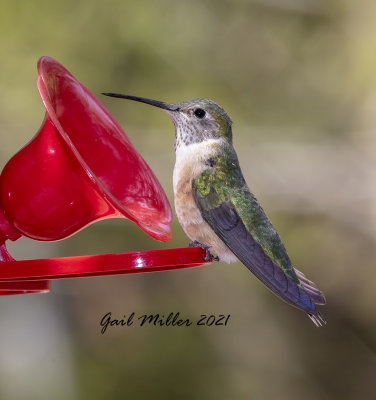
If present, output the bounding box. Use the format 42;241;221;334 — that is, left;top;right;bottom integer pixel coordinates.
194;108;206;119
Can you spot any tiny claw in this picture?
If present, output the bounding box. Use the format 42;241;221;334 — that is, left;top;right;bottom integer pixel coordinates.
202;249;211;262
188;241;218;262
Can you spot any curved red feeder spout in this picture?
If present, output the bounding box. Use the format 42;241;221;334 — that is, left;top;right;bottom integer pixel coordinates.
0;57;211;295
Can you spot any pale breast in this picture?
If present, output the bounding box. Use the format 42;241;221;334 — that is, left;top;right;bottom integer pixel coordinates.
173;141;238;263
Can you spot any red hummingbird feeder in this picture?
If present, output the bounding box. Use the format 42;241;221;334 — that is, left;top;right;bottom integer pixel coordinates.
0;56;210;295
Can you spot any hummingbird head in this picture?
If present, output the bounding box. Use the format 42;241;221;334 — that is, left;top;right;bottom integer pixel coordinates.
102;93;233;150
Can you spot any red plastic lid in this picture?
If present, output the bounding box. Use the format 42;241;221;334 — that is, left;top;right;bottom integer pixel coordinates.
0;245;211;295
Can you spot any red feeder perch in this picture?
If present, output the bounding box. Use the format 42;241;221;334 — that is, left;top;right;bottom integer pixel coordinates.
0;57;210;295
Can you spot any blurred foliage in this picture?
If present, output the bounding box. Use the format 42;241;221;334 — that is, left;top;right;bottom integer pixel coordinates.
0;0;376;399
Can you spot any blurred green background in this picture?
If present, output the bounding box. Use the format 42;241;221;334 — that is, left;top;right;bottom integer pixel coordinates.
0;0;376;399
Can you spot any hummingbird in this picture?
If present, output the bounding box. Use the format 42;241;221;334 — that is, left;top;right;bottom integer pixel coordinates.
103;93;326;326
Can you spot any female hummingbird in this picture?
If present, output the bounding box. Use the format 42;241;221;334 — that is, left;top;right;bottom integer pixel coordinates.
103;93;326;326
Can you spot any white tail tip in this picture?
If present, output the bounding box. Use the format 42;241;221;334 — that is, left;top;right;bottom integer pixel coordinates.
308;311;326;327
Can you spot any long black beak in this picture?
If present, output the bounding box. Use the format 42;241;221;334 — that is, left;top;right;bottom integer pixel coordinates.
102;93;178;112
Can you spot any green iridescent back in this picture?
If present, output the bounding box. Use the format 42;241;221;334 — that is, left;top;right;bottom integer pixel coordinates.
193;142;299;283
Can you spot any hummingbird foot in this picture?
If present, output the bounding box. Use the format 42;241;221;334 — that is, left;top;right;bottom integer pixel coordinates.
189;241;219;262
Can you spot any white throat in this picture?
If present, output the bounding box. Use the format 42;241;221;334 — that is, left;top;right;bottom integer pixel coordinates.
173;138;224;192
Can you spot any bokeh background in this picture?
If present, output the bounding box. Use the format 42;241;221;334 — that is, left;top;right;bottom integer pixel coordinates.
0;0;376;399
